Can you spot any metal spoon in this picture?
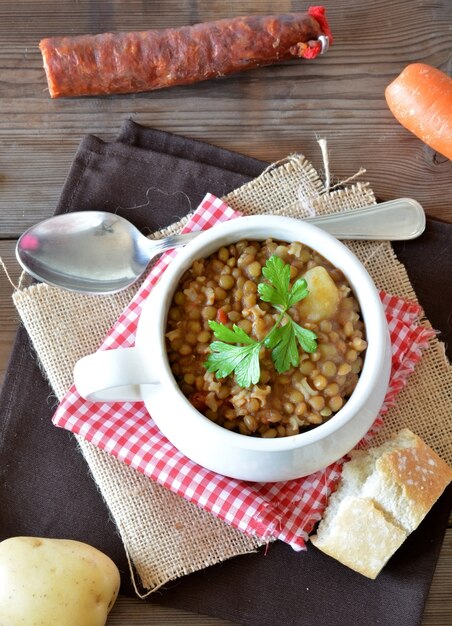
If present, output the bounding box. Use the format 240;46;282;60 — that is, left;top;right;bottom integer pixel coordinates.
16;197;425;294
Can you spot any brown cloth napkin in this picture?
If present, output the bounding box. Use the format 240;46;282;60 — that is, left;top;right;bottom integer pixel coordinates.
1;120;451;626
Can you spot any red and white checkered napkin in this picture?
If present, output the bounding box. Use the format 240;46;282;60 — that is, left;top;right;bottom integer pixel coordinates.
53;193;434;550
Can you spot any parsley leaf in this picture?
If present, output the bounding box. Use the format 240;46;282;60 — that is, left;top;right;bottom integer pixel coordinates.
258;255;291;310
204;254;318;388
208;320;256;345
293;321;318;353
204;341;262;388
264;321;300;372
287;277;309;308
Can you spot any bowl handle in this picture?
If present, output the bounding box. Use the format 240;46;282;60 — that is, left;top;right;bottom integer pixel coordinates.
73;347;159;402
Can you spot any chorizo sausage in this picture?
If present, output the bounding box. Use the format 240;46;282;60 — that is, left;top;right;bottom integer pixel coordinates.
39;8;332;98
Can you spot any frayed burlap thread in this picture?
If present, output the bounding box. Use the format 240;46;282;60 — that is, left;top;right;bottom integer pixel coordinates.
12;153;452;593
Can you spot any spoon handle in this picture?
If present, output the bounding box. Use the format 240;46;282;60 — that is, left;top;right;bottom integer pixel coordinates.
145;230;200;255
304;198;425;240
146;198;425;255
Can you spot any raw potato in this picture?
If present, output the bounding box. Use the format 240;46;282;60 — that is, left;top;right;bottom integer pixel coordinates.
0;537;120;626
297;266;340;322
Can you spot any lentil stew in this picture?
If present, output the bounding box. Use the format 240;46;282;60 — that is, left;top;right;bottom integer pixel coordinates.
165;238;367;438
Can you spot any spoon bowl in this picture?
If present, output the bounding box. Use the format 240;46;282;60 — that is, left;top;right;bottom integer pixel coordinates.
16;198;425;294
16;212;200;294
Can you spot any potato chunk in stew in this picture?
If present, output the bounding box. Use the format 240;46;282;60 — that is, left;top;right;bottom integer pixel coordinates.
297;266;340;322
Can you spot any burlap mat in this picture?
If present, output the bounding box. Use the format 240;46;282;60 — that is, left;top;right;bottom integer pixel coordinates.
12;155;452;592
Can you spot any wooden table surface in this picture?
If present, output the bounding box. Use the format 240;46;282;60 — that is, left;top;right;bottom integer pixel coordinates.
0;1;451;624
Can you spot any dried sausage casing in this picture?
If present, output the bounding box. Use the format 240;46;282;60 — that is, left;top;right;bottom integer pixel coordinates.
39;8;332;98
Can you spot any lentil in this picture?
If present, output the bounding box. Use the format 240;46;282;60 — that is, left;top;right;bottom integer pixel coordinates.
219;274;235;290
165;238;367;438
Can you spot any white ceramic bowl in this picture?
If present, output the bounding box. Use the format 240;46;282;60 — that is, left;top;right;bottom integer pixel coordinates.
74;215;391;482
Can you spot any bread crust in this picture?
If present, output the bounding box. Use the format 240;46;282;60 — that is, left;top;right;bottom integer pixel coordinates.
310;429;452;579
377;433;452;520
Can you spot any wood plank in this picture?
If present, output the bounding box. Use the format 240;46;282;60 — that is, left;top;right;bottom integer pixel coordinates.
0;1;451;623
107;600;232;625
0;0;451;235
421;528;452;626
0;241;22;387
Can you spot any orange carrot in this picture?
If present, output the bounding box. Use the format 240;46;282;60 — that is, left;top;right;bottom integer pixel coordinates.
385;63;452;160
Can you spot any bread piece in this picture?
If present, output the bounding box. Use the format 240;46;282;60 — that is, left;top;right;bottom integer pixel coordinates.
310;429;452;579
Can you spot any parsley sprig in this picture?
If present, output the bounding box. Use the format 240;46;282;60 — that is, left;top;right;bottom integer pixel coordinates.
204;255;317;388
